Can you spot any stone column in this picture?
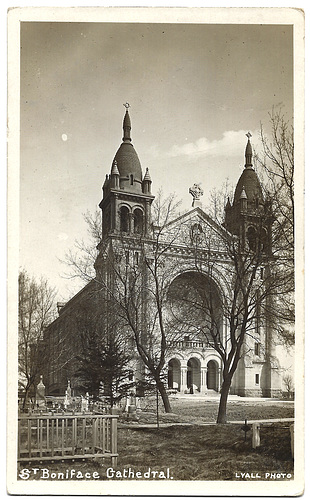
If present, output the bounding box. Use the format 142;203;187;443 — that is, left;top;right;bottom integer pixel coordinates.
180;362;188;393
129;212;134;234
201;367;207;394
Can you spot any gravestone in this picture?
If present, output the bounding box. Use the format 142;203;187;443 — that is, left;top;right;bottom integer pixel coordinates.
81;395;88;412
36;375;46;409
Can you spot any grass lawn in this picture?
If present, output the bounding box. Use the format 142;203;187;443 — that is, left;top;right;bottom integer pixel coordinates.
17;398;294;481
115;423;293;480
134;396;295;424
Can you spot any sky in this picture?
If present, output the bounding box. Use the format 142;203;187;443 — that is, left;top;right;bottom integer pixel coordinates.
18;15;294;301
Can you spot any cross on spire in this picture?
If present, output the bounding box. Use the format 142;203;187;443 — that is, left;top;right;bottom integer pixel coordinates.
246;131;252;139
123;102;130;110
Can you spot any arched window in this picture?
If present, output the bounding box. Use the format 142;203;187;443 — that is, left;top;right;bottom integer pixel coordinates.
130;174;134;186
120;206;130;232
133;208;143;234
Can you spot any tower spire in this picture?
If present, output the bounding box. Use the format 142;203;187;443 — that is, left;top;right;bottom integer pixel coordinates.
122;102;131;143
245;132;253;169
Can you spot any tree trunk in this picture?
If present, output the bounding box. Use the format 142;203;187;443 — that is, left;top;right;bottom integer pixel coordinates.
156;378;172;413
22;389;28;410
216;378;231;424
22;381;32;410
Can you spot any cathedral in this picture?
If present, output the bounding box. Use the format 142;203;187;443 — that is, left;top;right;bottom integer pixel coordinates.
43;106;288;399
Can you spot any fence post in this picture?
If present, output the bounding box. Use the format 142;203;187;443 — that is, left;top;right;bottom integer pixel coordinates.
39;418;43;458
92;417;97;454
51;419;54;457
102;417;106;454
27;419;31;459
111;416;118;467
61;418;65;456
252;423;260;449
290;423;294;458
82;418;86;455
18;419;21;460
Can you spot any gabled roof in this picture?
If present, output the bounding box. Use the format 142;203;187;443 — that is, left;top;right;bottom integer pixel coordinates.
163;205;232;239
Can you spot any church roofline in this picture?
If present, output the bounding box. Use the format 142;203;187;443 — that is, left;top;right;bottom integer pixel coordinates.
44;279;98;328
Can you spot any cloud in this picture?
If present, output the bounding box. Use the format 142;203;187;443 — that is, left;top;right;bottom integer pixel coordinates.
57;232;69;241
167;130;255;159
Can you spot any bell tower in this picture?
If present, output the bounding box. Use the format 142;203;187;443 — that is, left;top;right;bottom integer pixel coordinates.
224;133;272;254
99;104;154;239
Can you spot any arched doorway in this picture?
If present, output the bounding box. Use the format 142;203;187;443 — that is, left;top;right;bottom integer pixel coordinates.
168;358;181;391
187;357;201;392
207;360;218;390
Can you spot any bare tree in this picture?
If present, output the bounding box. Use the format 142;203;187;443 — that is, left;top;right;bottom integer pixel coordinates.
62;192;184;413
94;193;185;413
169;205;281;422
282;372;294;400
255;108;294;345
18;270;57;408
256;108;294;252
60;209;102;286
170;147;294;423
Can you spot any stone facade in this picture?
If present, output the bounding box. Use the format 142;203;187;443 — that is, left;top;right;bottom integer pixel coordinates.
43;109;286;399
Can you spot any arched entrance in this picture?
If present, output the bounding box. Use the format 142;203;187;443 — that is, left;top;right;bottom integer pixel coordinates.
166;271;223;344
187;357;201;392
207;360;218;391
168;358;181;391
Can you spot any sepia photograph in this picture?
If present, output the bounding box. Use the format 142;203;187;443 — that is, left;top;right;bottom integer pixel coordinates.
7;6;305;496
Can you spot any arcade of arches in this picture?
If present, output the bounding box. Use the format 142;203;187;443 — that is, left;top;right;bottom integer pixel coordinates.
167;357;221;393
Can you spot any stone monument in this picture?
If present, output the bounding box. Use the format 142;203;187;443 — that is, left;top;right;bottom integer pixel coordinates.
66;380;72;400
36;375;46;409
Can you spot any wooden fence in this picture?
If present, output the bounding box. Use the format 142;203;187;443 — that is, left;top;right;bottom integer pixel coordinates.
18;414;118;465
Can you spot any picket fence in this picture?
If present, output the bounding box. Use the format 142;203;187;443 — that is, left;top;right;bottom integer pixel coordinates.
18;413;118;465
